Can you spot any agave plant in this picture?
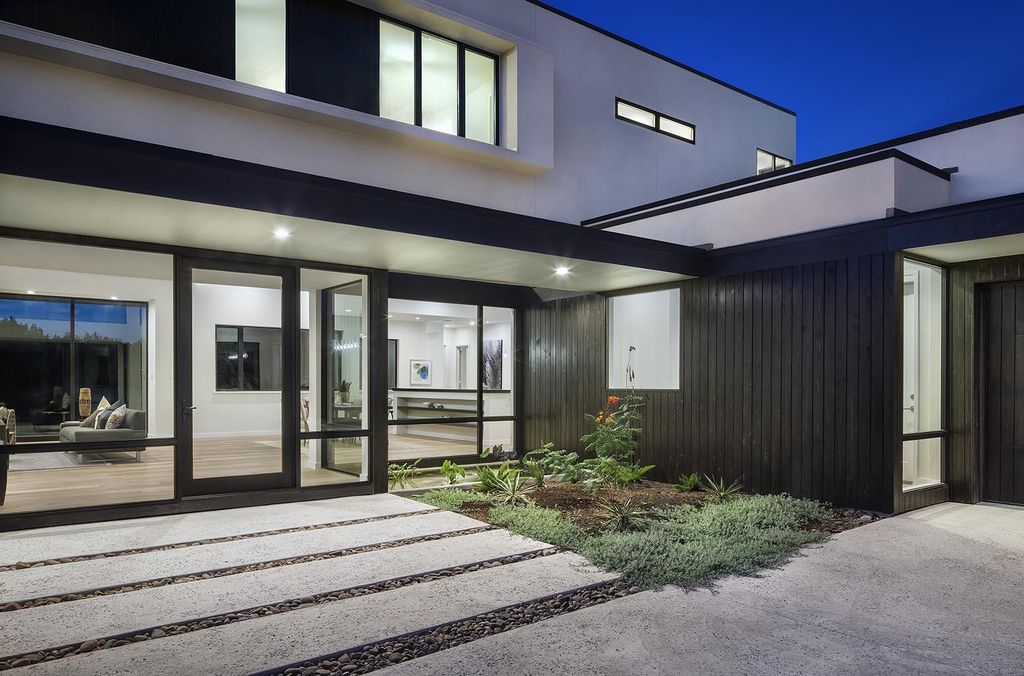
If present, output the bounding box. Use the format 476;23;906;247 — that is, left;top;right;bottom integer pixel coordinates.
597;498;655;532
699;474;743;502
476;461;521;492
491;474;536;506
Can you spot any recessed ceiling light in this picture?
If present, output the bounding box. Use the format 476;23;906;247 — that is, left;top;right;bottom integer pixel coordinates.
273;226;291;240
554;265;571;276
345;309;351;312
110;296;119;300
26;289;36;295
415;316;421;320
470;321;476;326
386;314;392;319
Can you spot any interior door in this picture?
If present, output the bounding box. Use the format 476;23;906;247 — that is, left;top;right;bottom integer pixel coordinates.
176;258;297;496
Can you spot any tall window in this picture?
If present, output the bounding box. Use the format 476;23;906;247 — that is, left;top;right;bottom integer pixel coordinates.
379;19;499;144
902;259;945;491
0;295;147;439
235;0;287;92
608;288;680;390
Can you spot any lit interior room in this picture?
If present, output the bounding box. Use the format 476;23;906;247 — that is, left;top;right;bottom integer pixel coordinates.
387;299;513;465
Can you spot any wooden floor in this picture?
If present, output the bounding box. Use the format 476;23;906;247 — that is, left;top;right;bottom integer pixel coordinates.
0;437;359;516
1;433;485;516
387;433;478;462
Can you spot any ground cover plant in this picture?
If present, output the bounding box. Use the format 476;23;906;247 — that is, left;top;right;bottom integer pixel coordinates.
414;392;878;589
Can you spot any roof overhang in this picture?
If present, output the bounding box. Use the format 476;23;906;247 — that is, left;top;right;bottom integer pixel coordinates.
0;116;708;292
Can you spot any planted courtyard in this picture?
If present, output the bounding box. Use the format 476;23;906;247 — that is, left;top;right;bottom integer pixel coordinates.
400;393;877;590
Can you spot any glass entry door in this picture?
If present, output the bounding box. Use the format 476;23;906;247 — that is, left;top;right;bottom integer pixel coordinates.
176;258;297;496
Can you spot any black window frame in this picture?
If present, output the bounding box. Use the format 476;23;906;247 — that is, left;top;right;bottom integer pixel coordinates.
615;97;696;144
379;17;500;146
215;324;309;393
0;292;149;437
899;254;950;493
386;301;516;466
756;148;793;175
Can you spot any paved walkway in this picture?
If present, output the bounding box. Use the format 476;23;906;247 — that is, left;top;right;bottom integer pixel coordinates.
382;502;1024;676
1;499;1020;675
0;494;611;674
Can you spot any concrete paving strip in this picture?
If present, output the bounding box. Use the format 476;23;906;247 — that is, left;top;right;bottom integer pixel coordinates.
0;494;433;566
379;504;1024;676
0;511;482;603
1;530;549;658
21;552;614;676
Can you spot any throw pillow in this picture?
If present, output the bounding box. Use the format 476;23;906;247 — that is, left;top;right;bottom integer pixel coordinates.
105;404;128;430
96;399;124;429
81;408;101;428
96;396;111;410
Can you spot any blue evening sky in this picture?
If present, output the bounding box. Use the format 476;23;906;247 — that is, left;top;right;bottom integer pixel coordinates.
545;0;1024;161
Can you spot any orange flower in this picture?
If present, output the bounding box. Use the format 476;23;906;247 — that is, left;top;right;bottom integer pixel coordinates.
595;411;604;423
607;395;621;408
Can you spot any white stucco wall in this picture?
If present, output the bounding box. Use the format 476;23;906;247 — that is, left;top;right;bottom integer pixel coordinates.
0;0;795;225
894;112;1024;206
609;157;950;249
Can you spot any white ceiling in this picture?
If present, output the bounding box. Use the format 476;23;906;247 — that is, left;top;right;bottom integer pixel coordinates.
0;175;688;293
906;233;1024;263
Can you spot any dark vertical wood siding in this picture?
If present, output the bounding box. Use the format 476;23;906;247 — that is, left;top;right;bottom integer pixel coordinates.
286;0;379;115
0;1;235;78
523;254;899;513
948;255;1024;506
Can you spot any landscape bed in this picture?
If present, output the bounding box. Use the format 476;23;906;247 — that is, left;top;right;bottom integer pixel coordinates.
414;480;879;590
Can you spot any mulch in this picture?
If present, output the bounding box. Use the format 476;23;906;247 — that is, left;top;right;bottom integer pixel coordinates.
459;479;881;534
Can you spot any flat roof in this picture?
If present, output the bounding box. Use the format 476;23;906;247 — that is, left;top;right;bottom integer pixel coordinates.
585;103;1024;229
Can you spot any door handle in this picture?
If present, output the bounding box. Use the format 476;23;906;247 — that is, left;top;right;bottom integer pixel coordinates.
181;400;198;421
903;405;915;412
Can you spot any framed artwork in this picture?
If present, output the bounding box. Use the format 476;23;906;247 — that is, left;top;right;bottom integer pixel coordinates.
483;339;503;389
410;359;432;386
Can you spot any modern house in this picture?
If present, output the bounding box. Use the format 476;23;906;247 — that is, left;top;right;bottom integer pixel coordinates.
0;0;1020;530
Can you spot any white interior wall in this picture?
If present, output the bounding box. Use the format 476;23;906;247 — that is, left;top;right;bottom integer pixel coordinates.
608;288;680;390
190;283;310;437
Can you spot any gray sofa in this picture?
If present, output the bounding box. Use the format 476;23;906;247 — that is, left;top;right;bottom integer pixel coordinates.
60;409;147;463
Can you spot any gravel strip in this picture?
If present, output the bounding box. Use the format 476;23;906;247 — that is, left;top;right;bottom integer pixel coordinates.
0;525;495;612
259;579;637;676
0;547;557;671
0;509;436;573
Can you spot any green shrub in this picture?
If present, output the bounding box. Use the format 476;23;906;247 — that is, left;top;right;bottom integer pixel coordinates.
676;472;701;492
475;461;520;492
488;503;585;550
388;459;420;489
522;442;581;484
581;494;830;589
440;459;467;485
580;394;645;461
414;489;492;512
579;457;654;488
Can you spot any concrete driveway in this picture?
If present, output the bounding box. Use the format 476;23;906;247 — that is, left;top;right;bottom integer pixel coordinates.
382;502;1024;676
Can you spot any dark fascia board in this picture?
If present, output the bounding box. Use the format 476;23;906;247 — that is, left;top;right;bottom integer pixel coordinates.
586;149;950;230
0;116;709;277
585;103;1024;227
708;191;1024;277
389;272;544;307
522;1;795;117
